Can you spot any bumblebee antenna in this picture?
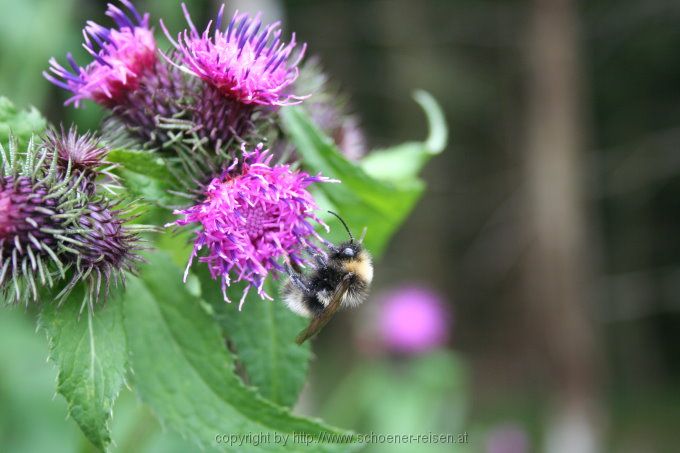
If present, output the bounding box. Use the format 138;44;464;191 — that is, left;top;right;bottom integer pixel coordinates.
327;211;354;242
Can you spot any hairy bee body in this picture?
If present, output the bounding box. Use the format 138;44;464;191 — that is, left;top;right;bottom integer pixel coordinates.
283;240;373;318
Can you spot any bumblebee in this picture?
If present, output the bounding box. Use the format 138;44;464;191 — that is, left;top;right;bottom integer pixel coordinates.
283;211;373;344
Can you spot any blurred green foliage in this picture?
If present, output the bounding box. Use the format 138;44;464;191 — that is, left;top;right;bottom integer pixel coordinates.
321;352;469;453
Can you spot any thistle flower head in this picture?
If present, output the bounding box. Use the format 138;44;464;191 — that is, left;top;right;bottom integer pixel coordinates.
169;143;335;308
163;4;307;106
485;424;530;453
44;0;156;107
309;106;367;161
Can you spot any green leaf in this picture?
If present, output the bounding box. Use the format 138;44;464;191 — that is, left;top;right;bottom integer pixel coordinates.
108;149;171;180
199;269;311;408
280;106;425;257
107;149;183;208
124;252;359;452
40;289;128;451
0;96;47;147
359;90;448;182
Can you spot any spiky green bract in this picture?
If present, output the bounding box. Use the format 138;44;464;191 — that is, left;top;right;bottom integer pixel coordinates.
154;107;276;204
0;136;88;305
100;57;189;150
157;73;278;184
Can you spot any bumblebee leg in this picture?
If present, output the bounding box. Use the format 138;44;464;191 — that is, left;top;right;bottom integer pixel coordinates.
302;246;327;268
284;262;296;276
285;263;311;293
312;253;327;268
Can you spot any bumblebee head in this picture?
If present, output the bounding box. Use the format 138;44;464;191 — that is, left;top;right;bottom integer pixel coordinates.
329;240;363;261
330;239;373;284
325;211;372;280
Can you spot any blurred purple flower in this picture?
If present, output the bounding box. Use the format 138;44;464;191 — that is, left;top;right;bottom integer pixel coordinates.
378;285;450;354
307;103;367;161
290;58;368;160
163;4;307;106
485;424;530;453
168;144;335;308
44;0;156;108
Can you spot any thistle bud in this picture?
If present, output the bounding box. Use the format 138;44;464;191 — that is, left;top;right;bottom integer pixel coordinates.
59;200;146;307
0;137;82;304
296;58;367;160
44;126;117;194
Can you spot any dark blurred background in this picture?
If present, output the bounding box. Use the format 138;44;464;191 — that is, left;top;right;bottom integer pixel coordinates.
2;0;680;452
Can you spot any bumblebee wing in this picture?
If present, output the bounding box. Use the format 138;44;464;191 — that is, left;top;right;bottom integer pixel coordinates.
295;273;353;345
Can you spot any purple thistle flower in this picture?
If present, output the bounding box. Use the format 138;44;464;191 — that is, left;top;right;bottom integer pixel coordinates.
1;134;147;307
309;105;367;161
44;1;157;108
104;52;187;147
187;82;259;152
169;143;335;308
162;4;307;107
45;126;109;169
44;1;186;148
378;285;450;354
